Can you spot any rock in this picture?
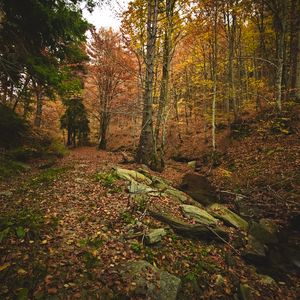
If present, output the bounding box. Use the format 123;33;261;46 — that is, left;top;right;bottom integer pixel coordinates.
239;283;254;300
164;188;190;203
151;176;170;191
179;173;218;206
145;228;167;245
129;180;156;195
187;161;196;169
118;260;181;300
209;203;249;231
181;205;218;226
259;275;276;285
243;235;266;263
259;219;278;236
116;167;152;185
249;221;278;245
290;214;300;231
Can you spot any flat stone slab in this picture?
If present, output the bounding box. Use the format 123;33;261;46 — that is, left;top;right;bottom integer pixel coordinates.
116;167;152;185
181;204;218;226
209;203;249;231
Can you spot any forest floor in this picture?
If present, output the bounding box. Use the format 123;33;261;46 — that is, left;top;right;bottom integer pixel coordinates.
0;145;299;299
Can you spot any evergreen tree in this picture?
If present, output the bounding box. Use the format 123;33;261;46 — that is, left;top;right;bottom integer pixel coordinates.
60;98;89;147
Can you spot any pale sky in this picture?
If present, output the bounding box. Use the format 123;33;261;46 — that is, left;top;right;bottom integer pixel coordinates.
82;0;130;30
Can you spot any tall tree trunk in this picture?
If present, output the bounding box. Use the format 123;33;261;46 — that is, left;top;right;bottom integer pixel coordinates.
34;86;43;128
136;0;159;168
212;1;218;151
295;28;300;100
266;0;288;112
293;0;300;100
225;1;237;121
98;110;110;150
154;0;175;151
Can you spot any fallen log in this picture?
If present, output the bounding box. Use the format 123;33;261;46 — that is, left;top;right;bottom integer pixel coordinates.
148;207;229;242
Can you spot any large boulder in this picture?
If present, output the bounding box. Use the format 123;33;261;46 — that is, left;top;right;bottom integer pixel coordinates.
243;235;267;263
208;203;249;231
118;260;181;300
116;167;152;185
129;180;157;195
181;205;218;226
164;188;191;203
179;173;218;206
249;221;278;245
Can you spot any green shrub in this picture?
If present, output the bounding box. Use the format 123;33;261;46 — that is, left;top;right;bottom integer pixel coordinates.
131;242;142;254
0;209;44;243
93;171;121;193
28;167;68;186
44;139;69;158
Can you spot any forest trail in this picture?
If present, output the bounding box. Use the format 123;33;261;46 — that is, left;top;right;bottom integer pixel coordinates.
1;147;299;299
0;148;192;299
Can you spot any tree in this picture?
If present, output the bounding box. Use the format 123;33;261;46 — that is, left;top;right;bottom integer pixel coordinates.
0;0;92;125
87;28;135;150
60;98;90;147
136;0;159;169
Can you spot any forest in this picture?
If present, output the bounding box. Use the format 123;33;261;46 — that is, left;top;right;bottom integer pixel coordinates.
0;0;299;299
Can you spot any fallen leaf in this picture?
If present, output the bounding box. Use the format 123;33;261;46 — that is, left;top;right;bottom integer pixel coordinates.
17;268;27;275
0;263;10;272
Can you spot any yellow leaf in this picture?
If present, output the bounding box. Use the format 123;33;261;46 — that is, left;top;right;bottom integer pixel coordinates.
0;263;10;272
17;268;27;275
41;240;48;245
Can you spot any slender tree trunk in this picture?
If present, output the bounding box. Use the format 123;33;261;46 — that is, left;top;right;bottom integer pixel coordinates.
295;28;300;100
98;110;110;150
136;0;159;168
225;2;237;121
289;0;297;97
154;0;175;148
34;87;43;128
293;0;300;100
212;1;218;151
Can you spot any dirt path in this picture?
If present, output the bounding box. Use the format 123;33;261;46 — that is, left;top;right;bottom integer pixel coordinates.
0;148;189;299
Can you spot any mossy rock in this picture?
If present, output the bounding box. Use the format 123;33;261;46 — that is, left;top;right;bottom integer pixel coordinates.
249;221;278;245
243;235;267;264
116;167;152;185
118;260;181;300
208;203;249;231
181;205;218;226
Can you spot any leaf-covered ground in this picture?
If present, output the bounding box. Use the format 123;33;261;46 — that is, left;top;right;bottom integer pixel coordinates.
0;147;299;299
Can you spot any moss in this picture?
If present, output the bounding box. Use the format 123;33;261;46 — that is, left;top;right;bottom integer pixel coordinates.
93;170;121;193
28;167;68;187
131;242;142;254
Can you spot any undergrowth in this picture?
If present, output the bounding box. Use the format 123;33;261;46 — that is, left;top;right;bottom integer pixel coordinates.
0;157;30;181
